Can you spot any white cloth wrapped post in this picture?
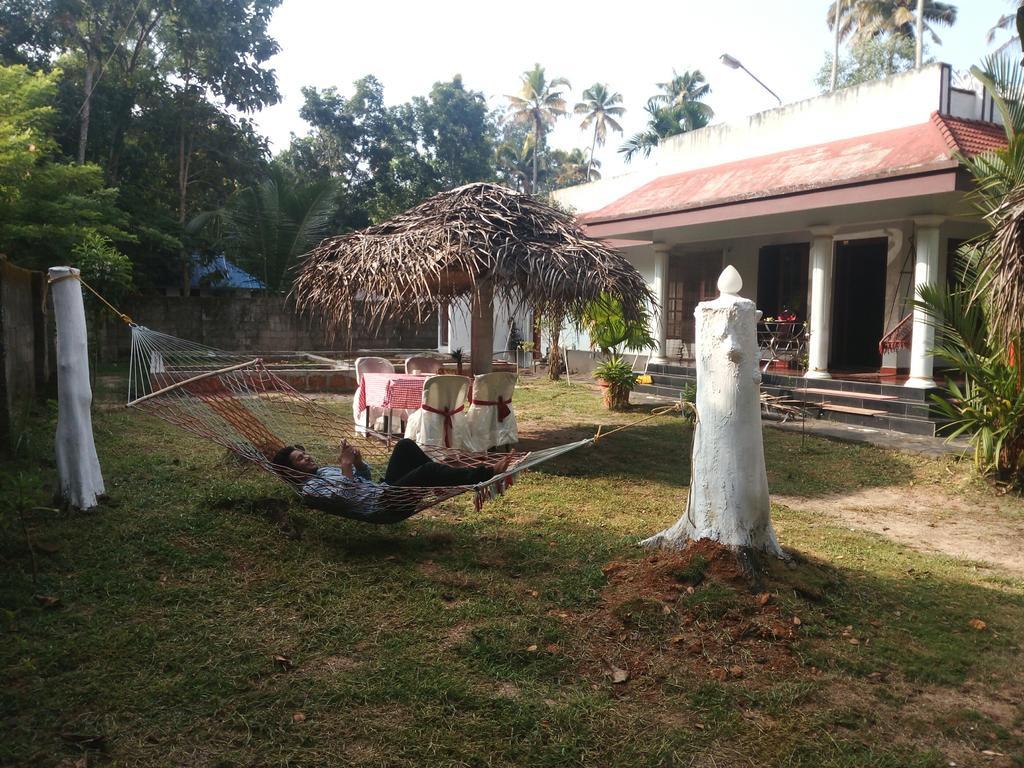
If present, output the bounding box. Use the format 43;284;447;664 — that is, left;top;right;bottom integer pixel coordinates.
643;265;784;556
49;266;106;509
464;372;518;452
352;356;394;435
404;375;470;449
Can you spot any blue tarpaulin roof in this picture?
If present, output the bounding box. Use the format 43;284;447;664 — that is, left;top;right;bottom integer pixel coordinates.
190;254;266;290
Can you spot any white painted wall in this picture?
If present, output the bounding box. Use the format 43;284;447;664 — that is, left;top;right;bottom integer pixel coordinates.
440;295;531;361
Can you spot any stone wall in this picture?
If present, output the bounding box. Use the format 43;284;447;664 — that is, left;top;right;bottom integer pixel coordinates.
0;259;51;449
99;295;438;359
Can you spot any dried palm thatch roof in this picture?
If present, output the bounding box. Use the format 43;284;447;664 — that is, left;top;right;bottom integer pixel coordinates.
293;182;654;338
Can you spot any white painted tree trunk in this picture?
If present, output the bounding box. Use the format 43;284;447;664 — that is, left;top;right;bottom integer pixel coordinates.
643;266;783;557
49;267;105;510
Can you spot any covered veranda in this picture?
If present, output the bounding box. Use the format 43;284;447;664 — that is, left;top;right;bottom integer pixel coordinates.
574;113;1006;389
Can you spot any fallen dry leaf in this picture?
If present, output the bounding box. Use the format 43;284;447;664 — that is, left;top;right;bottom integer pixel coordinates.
273;654;293;670
661;604;672;615
670;634;686;644
968;618;988;631
792;616;802;626
610;665;629;684
710;668;728;682
544;643;559;654
526;644;538;653
530;590;539;598
729;665;744;678
292;712;306;723
756;593;772;607
848;637;860;646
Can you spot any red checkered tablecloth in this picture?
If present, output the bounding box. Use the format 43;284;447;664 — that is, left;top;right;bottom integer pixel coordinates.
358;373;433;412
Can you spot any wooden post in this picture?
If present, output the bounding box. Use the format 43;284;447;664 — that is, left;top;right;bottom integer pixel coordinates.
49;266;105;509
470;281;494;376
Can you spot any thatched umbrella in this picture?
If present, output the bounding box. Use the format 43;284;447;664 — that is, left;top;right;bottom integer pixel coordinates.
293;182;654;374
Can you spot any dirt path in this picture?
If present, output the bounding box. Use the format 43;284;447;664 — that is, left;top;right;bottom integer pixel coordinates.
774;487;1024;578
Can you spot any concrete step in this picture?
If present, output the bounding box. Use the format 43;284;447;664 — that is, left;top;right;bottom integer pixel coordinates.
820;402;888;416
636;379;944;437
801;387;898;401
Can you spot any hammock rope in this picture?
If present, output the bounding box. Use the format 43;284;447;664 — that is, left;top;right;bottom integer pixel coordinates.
125;324;606;522
49;272;680;524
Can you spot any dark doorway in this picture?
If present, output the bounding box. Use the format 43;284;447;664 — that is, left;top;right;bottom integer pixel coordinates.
829;238;887;371
757;243;809;320
666;252;722;349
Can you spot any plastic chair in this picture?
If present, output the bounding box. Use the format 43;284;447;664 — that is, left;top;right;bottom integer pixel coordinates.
404;375;470;449
405;355;444;375
464;372;518;452
352;356;394;435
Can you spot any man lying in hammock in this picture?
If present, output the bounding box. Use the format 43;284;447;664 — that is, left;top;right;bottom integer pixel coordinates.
271;438;513;523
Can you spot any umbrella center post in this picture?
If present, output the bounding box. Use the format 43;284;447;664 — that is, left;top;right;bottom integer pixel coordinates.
470;280;494;376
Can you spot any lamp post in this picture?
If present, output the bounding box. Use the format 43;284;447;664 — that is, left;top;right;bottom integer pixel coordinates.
720;53;783;106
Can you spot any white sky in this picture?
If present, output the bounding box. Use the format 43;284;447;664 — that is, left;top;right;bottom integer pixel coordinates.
254;0;1014;178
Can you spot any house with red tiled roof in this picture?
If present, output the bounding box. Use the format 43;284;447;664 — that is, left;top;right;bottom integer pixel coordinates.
552;64;1008;435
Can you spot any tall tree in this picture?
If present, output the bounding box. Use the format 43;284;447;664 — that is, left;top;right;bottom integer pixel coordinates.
296;76;432;225
413;75;497;191
574;82;624;180
0;64;130;269
506;64;570;193
158;0;281;294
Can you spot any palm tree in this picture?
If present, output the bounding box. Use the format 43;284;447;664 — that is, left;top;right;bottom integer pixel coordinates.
827;0;957;47
574;83;625;179
189;166;341;291
549;148;600;189
619;72;713;163
507;64;571;193
986;1;1024;46
827;0;851;89
495;133;535;193
911;51;1024;486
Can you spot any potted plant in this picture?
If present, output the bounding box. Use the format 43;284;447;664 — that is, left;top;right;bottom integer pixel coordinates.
450;347;465;376
593;355;638;411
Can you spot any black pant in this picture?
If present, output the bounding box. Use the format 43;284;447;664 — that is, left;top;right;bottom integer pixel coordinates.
384;439;494;487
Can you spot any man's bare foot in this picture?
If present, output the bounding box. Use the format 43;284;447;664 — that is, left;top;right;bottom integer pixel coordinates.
493;454;514;476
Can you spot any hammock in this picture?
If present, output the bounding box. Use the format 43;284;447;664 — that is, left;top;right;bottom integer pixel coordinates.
126;325;592;523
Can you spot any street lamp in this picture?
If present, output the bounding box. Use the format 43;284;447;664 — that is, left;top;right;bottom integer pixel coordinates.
720;53;783;107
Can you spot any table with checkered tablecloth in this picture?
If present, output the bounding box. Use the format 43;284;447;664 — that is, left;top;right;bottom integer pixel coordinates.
358;372;433;413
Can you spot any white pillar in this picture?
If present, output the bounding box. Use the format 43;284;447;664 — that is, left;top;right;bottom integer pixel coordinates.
49;266;105;510
642;266;783;557
906;216;944;388
806;227;836;379
651;243;670;363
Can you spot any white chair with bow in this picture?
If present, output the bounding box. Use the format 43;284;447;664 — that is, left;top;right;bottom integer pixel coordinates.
464;372;518;452
405;355;444;375
404;375;470;449
352;356;394;435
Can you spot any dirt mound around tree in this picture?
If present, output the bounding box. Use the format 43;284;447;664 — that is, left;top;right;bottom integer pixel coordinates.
573;539;826;686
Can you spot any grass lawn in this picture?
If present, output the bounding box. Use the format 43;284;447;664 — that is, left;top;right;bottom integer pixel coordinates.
2;373;1023;767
